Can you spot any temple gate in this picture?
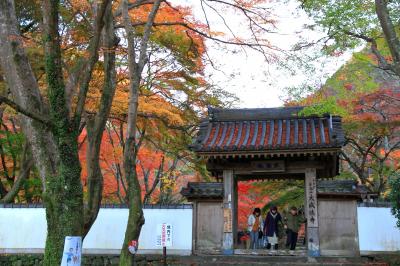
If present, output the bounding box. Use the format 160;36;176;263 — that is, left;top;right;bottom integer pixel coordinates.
182;107;367;256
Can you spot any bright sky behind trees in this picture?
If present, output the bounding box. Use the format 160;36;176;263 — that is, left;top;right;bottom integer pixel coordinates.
172;0;359;107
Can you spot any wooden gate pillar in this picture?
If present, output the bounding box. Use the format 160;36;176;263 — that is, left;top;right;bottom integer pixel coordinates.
305;168;320;257
222;169;234;254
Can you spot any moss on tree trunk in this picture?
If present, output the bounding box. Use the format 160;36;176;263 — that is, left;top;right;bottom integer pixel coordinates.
41;1;84;263
43;134;83;265
1;0;111;264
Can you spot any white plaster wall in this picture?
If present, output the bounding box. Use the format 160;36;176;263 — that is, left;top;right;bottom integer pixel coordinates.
357;207;400;253
0;208;47;251
0;208;192;255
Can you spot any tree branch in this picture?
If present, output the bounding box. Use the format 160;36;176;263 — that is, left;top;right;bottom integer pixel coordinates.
342;30;392;71
115;21;276;50
72;0;111;130
375;0;400;75
83;0;117;237
0;143;33;203
143;156;164;204
113;0;155;17
0;96;51;127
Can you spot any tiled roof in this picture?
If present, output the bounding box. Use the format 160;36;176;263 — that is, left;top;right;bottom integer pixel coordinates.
317;180;370;196
181;180;370;200
191;107;345;156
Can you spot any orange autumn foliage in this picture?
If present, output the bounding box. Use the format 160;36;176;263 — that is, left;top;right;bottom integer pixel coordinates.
123;2;206;71
79;123;198;203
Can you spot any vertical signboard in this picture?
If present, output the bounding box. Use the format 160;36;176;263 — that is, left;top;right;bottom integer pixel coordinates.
306;171;318;227
223;208;232;233
60;236;82;266
156;223;172;247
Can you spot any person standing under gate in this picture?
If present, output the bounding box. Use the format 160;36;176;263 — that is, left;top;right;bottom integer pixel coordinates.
247;208;263;249
284;206;306;255
264;206;283;254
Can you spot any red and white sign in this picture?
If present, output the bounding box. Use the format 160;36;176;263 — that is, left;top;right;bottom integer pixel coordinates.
128;240;138;254
156;223;172;247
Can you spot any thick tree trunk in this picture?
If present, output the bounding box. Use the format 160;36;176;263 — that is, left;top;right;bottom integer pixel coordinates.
1;0;110;264
0;0;59;183
41;1;85;264
43;138;83;265
0;0;83;266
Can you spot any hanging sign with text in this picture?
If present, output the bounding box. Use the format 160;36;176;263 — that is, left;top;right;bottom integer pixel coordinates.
251;160;285;173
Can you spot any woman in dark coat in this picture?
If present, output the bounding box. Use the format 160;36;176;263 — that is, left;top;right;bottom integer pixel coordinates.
263;206;283;252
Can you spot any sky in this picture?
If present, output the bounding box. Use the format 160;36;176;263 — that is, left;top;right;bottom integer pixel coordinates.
171;0;357;108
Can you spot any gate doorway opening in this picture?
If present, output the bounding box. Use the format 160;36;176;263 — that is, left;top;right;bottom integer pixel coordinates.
235;179;307;256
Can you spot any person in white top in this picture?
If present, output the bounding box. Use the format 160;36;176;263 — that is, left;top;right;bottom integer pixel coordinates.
247;208;263;249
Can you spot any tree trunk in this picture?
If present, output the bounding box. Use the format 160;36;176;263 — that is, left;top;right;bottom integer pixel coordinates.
0;0;110;264
83;1;117;237
120;74;144;264
375;0;400;76
0;4;70;263
119;48;145;264
119;1;161;263
0;0;59;183
120;149;145;265
43;138;83;265
41;0;86;264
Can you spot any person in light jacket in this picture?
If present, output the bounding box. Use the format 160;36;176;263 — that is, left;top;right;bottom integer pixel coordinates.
247;207;263;249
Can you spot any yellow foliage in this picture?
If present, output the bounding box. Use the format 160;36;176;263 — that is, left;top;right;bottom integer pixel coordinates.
160;175;176;191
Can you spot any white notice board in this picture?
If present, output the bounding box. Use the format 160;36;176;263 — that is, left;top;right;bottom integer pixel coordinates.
156;223;172;247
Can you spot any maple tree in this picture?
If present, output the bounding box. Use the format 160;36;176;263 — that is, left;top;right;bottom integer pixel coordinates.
260;180;304;212
0;0;115;264
340;90;400;196
286;1;400;222
79;119;203;205
0;0;278;264
237;181;270;230
117;1;275;263
287;45;400;197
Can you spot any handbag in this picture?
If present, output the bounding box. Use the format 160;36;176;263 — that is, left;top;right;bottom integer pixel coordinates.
258;230;263;239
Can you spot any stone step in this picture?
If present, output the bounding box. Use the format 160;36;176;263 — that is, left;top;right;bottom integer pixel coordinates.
234;249;306;256
140;255;386;266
